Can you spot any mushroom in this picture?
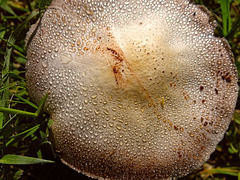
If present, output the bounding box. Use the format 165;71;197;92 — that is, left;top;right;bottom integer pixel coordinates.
25;0;238;179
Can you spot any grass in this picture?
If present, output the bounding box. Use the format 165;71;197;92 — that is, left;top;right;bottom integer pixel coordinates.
0;0;240;179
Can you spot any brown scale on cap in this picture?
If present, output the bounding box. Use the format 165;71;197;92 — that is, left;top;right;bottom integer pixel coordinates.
25;0;238;179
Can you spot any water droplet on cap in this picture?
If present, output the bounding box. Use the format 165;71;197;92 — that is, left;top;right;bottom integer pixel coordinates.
61;53;73;64
41;60;48;68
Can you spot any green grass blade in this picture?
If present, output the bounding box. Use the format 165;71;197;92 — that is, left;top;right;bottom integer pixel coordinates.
7;124;40;139
15;54;27;65
220;0;232;36
0;0;7;6
0;82;17;93
36;92;49;116
13;170;23;180
234;111;240;125
0;107;37;118
6;8;39;50
8;1;30;13
0;37;26;55
22;125;40;139
207;167;240;177
0;9;39;126
0;154;54;165
0;114;17;133
0;3;21;21
0;29;6;43
14;94;38;109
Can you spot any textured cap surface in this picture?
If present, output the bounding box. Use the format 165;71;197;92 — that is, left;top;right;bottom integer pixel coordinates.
26;0;238;179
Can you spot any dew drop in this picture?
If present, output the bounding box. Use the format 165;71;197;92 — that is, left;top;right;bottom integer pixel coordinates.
116;124;122;130
104;110;109;115
91;95;97;99
94;109;99;115
41;60;48;68
109;122;114;127
50;54;55;60
61;53;73;64
142;137;147;143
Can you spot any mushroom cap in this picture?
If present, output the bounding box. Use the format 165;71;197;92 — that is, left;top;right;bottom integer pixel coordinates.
25;0;238;179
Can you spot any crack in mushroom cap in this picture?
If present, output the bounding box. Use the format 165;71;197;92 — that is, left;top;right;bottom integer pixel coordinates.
25;0;238;179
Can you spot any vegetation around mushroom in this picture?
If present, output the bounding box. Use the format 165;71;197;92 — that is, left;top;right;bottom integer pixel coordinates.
0;0;240;179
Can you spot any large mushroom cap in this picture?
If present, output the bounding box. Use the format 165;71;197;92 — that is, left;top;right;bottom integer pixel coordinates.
25;0;238;179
